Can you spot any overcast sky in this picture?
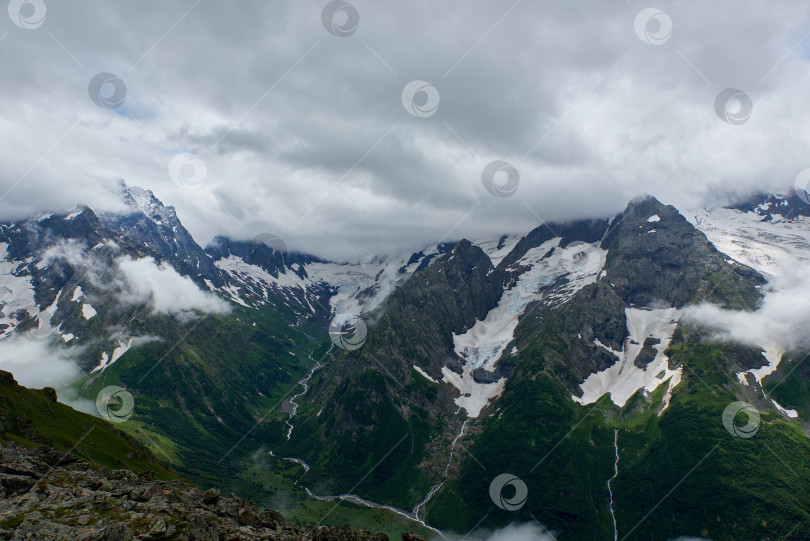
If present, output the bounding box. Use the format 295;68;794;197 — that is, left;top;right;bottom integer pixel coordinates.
1;1;809;259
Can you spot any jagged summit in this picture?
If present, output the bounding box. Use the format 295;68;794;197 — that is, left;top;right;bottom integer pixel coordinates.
95;181;225;286
116;180;180;225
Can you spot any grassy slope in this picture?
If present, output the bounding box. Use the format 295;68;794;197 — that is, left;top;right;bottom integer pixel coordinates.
82;301;324;493
615;339;810;541
764;351;810;419
0;370;432;538
278;367;438;509
428;333;810;541
238;453;435;540
427;373;618;539
96;300;439;536
0;375;176;479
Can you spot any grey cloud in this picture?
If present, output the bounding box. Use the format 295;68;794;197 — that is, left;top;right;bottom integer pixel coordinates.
0;336;83;390
451;523;558;541
42;240;230;319
682;260;810;354
1;1;810;259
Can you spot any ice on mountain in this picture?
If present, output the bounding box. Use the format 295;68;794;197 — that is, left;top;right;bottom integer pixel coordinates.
413;365;438;384
0;243;37;336
770;398;798;419
475;235;522;267
684;204;810;391
573;307;681;409
214;245;444;317
683;207;810;279
82;303;97;320
447;238;608;417
120;184;178;224
64;208;84;220
736;344;785;385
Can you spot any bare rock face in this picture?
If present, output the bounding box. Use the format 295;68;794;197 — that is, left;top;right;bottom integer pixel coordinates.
0;441;402;541
41;387;57;403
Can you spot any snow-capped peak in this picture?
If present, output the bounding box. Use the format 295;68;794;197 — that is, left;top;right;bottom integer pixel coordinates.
119;181;178;224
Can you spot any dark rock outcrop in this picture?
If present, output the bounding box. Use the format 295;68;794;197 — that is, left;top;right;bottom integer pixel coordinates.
601;196;763;310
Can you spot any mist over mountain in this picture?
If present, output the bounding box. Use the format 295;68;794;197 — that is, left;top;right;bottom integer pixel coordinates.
0;180;808;539
3;2;810;259
2;2;810;540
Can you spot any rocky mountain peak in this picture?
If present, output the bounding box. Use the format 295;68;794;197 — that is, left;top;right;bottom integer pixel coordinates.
96;182;225;287
601;195;763;308
118;181;179;225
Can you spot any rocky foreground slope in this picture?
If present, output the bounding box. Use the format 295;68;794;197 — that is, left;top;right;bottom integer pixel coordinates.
0;440;423;541
0;370;415;541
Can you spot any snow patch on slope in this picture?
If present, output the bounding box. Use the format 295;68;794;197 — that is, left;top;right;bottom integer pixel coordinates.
446;238;608;417
573;307;681;409
0;243;37;337
474;235;521;267
735;344;785;385
441;366;507;418
215;246;443;317
92;338;133;373
73;284;97;322
64;208;84;220
94;352;109;372
91;336;161;373
81;303;97;320
31;288;62;340
413;365;438;384
770;398;798;419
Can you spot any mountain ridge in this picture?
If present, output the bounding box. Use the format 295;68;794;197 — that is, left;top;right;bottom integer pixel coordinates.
1;186;808;540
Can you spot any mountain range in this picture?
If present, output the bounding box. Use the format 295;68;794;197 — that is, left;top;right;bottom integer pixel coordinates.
1;180;809;540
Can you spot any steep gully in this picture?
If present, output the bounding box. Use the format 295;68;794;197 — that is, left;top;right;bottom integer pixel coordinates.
270;349;467;537
412;419;470;521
